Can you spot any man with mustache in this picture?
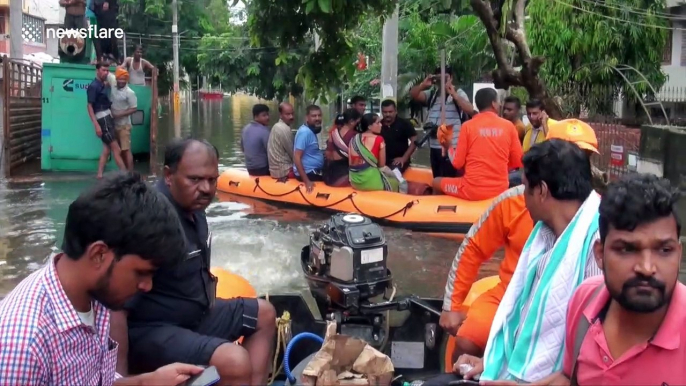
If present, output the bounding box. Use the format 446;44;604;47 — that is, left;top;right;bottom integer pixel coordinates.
0;171;204;385
529;173;685;386
110;138;277;385
293;105;325;193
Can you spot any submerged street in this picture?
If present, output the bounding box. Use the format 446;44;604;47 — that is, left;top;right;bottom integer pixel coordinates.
0;95;501;298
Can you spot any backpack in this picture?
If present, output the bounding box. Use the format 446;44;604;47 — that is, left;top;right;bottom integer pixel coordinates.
427;88;471;124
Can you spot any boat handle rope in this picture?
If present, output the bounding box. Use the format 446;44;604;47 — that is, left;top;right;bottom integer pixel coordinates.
250;178;419;219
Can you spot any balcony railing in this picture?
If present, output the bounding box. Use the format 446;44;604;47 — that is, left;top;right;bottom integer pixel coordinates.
22;13;45;45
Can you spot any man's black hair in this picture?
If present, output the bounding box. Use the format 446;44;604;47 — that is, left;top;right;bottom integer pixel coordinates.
252;104;269;117
95;61;108;70
599;173;681;243
350;96;366;105
164;137;219;173
381;99;396;109
525;99;545;110
306;104;321;115
523;139;593;201
433;66;453;76
135;44;143;51
504;96;521;108
474;88;498;111
61;171;186;268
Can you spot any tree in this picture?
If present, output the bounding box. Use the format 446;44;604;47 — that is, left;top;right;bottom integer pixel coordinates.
470;0;668;118
346;4;494;106
196;25;307;100
246;0;397;100
118;0;215;93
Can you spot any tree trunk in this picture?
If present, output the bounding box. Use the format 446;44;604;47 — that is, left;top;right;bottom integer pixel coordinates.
469;0;564;119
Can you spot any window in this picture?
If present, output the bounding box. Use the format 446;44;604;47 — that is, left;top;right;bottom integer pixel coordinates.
663;24;673;64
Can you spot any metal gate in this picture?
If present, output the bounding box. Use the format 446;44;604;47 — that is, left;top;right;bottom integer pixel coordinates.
2;58;42;177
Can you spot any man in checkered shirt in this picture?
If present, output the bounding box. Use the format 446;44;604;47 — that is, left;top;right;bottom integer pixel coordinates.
0;172;205;385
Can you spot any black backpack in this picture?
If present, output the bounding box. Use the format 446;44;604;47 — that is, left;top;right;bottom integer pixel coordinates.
427;88;470;124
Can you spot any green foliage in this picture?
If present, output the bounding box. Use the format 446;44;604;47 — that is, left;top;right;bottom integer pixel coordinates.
196;26;307;100
246;0;396;100
346;2;494;108
527;0;668;113
118;0;209;94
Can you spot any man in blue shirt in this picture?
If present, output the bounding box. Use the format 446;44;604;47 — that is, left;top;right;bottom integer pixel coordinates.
293;105;325;193
240;104;271;176
87;61;126;178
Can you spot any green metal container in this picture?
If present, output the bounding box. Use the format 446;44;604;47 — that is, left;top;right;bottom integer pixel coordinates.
41;63;151;172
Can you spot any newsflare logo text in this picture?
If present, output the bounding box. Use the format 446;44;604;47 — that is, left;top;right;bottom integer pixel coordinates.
46;25;125;40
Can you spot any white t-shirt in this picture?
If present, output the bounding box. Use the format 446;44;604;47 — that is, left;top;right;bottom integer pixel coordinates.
111;86;138;126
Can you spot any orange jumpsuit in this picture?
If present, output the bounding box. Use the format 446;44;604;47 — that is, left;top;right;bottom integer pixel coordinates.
442;185;533;368
440;112;523;201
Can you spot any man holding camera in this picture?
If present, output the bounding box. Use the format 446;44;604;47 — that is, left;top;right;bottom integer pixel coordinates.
410;66;475;178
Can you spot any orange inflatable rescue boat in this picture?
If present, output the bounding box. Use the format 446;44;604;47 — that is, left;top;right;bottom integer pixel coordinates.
217;167;493;234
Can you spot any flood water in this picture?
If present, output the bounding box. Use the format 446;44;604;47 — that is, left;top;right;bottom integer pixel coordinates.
0;94;501;298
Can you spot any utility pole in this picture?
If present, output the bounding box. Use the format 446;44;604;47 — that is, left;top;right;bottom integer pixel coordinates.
172;0;180;110
9;0;22;59
380;4;399;101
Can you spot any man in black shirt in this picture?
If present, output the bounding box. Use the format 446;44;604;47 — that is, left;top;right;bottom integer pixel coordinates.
380;99;418;173
87;61;126;178
110;138;277;385
90;0;120;62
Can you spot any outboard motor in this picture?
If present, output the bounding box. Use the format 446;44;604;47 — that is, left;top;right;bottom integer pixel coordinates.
301;213;393;347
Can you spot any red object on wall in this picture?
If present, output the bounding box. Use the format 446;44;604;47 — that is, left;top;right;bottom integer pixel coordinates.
356;53;367;70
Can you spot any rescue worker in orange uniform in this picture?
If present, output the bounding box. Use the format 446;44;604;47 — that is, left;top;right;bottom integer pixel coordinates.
440;119;603;369
432;88;523;201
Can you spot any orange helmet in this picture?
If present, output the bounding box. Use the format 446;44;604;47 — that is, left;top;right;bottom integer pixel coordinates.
546;119;599;154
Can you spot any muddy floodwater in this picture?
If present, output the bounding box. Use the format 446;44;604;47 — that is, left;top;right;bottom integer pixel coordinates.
0;95;503;298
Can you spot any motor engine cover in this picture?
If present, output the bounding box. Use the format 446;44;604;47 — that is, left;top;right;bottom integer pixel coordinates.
309;213;388;284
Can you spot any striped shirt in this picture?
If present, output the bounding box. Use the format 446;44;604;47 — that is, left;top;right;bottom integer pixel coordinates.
267;119;294;178
424;88;470;149
515;225;603;338
0;254;120;385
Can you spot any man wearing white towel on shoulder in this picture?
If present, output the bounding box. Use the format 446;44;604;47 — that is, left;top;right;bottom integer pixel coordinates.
455;139;603;384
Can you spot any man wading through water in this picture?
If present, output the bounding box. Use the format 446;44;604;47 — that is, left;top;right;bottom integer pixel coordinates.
111;138;277;385
88;61;126;178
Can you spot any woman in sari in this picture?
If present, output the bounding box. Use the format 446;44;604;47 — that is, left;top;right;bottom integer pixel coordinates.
324;109;361;187
349;113;401;192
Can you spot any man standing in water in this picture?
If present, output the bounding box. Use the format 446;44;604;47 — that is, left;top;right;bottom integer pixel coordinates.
268;102;296;180
120;45;156;86
88;62;126;178
0;171;204;385
111;138;277;385
111;68;138;171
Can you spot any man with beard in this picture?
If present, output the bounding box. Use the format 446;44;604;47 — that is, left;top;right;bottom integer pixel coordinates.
110;138;277;385
350;95;367;115
380;99;417;173
293;105;325;193
522;99;556;153
501;96;525;143
0;171;204;385
543;173;684;385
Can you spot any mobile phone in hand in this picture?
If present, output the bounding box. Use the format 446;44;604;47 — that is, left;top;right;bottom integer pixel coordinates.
184;366;220;386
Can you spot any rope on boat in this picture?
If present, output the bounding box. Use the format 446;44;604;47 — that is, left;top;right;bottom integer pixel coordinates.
251;178;419;220
267;306;292;385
